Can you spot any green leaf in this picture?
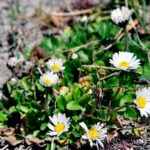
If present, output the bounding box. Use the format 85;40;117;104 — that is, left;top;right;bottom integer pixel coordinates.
35;81;45;92
72;115;81;122
20;77;31;91
78;51;89;62
16;105;29;114
124;107;137;119
40;123;47;131
96;60;105;66
23;45;33;60
57;96;66;111
141;64;150;80
0;111;7;121
106;76;119;86
9;106;17;113
71;125;82;138
67;101;84;111
72;84;81;101
120;92;135;105
80;94;89;104
11;90;24;102
62;27;73;41
65;93;72;102
33;130;40;137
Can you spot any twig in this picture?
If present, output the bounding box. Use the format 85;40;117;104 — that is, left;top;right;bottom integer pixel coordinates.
99;72;119;81
37;67;43;75
113;103;134;112
1;145;9;150
130;18;150;52
125;25;128;51
44;40;99;61
82;65;120;70
48;9;93;17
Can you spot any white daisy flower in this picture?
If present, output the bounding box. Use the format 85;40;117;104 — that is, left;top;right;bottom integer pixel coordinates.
110;52;140;70
7;57;20;68
134;87;150;117
39;72;59;87
111;6;132;25
80;122;107;148
47;58;65;73
48;113;70;136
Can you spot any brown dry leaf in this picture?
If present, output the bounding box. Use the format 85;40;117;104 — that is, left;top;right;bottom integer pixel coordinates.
13;61;24;75
51;15;71;27
107;129;118;142
31;46;47;63
26;137;45;147
137;25;150;35
0;128;15;137
6;135;23;146
117;115;130;127
25;138;32;146
132;127;145;138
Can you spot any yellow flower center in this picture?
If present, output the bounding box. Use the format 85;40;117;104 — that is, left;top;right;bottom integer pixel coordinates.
43;77;52;84
89;128;99;140
52;65;60;72
82;81;90;88
137;96;147;108
118;61;130;68
55;123;65;133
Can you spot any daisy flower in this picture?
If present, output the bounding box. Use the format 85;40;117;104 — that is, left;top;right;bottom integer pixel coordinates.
40;72;58;87
47;58;65;73
80;122;107;148
48;113;70;136
110;52;140;70
111;6;132;26
7;57;20;68
134;87;150;117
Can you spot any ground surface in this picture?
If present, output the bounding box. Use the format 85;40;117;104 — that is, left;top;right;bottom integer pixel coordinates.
1;1;150;150
0;0;75;88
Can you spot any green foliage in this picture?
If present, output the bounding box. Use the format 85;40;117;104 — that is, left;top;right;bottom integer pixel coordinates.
1;4;150;148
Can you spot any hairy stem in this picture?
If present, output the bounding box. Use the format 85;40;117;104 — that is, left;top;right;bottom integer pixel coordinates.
125;26;128;51
106;99;111;122
44;88;50;112
113;72;123;98
113;103;135;112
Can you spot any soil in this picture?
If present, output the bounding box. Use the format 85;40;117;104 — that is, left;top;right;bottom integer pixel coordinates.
0;0;75;89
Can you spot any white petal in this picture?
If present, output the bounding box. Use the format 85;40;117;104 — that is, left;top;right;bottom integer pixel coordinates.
48;123;54;131
49;115;57;125
97;139;104;148
82;135;88;140
48;131;58;136
80;122;88;132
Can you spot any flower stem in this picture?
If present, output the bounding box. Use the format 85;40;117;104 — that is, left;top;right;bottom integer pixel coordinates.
44;88;50;112
113;71;123;98
51;139;55;150
113;103;134;112
125;26;128;51
106;99;111;122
